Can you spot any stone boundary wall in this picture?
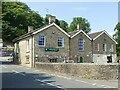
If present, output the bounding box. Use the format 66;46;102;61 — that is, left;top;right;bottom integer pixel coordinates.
35;63;119;80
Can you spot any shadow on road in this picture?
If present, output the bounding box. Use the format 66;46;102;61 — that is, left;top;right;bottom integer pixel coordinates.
2;68;63;89
1;57;64;89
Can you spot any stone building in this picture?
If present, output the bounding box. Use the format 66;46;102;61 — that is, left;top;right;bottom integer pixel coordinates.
69;29;92;63
13;16;117;68
88;31;117;64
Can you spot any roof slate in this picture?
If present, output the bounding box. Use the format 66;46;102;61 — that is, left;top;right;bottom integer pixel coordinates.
13;23;115;44
88;31;103;39
12;24;48;42
68;30;79;36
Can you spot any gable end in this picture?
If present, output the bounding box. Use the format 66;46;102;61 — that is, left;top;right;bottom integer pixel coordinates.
33;23;70;37
71;30;92;40
93;31;118;44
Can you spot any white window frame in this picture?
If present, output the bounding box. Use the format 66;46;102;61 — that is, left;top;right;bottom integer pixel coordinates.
103;44;106;51
98;44;99;51
26;39;29;52
111;44;113;52
95;43;99;51
38;35;46;46
58;36;64;47
79;38;84;51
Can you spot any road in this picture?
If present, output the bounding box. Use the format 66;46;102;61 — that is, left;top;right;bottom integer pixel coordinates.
0;57;118;89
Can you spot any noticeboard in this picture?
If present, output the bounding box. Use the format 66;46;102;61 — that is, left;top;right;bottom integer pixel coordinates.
45;48;59;52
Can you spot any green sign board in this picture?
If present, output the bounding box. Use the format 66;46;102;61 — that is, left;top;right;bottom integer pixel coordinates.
45;48;59;52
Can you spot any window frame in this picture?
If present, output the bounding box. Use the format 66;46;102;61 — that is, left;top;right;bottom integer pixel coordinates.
38;35;46;46
110;44;113;52
95;43;99;51
26;39;30;52
103;43;106;51
79;38;84;51
58;36;64;47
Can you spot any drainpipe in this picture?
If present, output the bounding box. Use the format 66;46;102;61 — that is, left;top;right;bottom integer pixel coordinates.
91;39;94;63
69;37;71;63
31;35;33;68
31;35;35;68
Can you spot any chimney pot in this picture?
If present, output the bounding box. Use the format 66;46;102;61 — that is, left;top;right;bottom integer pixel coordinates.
77;24;80;30
28;26;33;33
49;16;56;24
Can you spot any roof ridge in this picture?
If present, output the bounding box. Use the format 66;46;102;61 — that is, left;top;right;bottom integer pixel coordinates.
88;31;103;35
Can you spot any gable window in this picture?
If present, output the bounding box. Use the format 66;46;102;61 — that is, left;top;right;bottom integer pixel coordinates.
38;35;45;46
79;38;84;51
103;44;106;51
95;43;99;51
26;39;29;52
110;44;113;52
58;36;64;47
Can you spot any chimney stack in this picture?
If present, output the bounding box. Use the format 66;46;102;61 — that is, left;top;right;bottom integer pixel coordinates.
49;16;56;24
28;26;33;33
77;24;80;30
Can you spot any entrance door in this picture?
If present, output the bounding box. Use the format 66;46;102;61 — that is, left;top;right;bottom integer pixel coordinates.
107;56;112;63
80;57;83;63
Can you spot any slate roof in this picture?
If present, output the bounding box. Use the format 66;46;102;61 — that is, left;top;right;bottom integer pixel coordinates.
13;23;70;42
12;25;48;42
13;23;117;44
88;31;103;39
68;30;79;36
88;30;118;44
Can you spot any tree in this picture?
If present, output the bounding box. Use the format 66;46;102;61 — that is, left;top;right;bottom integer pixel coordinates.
2;2;44;42
59;20;68;32
114;23;120;56
68;17;91;33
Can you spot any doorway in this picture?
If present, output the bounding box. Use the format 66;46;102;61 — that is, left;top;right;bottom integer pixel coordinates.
80;57;83;63
107;56;112;63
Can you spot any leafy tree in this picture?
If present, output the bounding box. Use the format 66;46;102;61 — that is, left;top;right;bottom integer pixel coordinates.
59;20;68;32
114;23;120;56
2;2;44;42
68;17;91;33
2;2;91;44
